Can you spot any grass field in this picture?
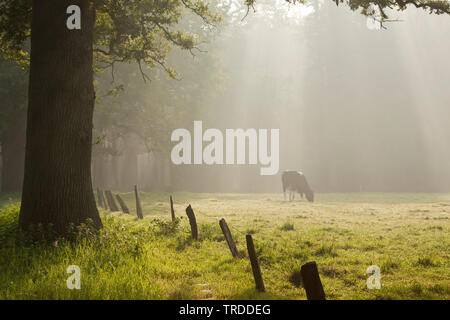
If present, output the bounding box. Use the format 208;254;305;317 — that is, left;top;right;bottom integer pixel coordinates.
0;192;449;300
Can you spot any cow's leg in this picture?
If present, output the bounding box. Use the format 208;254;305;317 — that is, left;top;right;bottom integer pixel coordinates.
300;192;303;199
292;193;295;200
284;191;286;201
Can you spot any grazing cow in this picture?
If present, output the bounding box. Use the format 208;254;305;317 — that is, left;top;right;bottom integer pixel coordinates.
282;171;314;202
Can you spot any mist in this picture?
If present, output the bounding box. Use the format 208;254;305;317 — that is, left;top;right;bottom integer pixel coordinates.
92;0;450;194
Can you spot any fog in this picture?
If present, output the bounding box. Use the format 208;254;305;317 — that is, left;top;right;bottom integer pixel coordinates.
92;0;450;193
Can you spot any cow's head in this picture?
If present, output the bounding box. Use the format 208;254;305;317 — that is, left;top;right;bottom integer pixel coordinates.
305;190;314;202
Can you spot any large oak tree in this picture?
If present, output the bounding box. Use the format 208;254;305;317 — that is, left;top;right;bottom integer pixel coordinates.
19;0;101;233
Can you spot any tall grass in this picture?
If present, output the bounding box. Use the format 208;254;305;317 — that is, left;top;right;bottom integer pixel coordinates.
1;192;449;300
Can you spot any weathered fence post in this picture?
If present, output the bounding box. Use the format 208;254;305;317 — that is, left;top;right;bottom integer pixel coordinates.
219;219;240;258
116;194;130;214
97;188;104;208
185;205;198;240
134;185;144;219
246;234;265;292
301;261;326;300
170;195;175;222
105;190;119;212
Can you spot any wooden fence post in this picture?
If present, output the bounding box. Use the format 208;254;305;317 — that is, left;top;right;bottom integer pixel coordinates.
134;185;144;219
116;194;130;214
219;219;240;258
97;188;104;209
301;261;326;300
170;195;175;222
246;234;265;292
185;205;198;240
105;190;119;212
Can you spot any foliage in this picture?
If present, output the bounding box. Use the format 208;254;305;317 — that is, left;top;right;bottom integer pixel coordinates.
93;0;221;79
2;0;449;66
1;0;226;184
0;0;221;73
291;1;449;17
0;0;31;67
237;0;450;28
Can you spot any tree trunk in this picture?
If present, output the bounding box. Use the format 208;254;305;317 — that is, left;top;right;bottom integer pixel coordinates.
19;0;102;236
1;111;26;192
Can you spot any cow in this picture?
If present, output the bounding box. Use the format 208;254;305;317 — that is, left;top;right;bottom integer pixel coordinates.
282;170;314;202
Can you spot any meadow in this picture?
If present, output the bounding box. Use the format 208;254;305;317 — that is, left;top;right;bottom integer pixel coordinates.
0;192;449;300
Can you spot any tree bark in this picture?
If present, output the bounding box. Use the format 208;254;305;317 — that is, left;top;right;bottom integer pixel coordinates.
1;111;26;192
19;0;102;236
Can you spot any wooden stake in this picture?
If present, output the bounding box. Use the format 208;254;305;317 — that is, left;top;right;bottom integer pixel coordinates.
105;190;119;212
246;234;265;292
134;185;144;219
185;205;198;240
116;194;130;214
301;261;326;300
170;195;175;222
219;219;240;258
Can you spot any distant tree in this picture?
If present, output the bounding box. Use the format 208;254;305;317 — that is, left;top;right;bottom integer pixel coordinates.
91;1;227;189
0;58;27;192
